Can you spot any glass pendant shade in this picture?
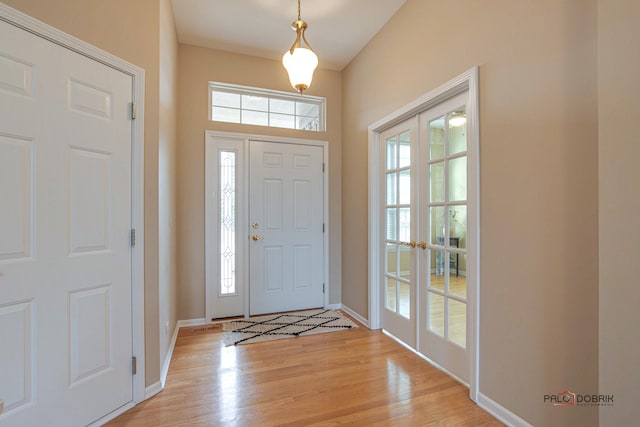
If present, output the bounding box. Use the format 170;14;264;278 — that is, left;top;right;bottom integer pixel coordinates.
282;47;318;93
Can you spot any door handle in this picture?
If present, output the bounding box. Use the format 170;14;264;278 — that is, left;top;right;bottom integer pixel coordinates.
399;240;416;248
417;241;427;250
252;235;263;241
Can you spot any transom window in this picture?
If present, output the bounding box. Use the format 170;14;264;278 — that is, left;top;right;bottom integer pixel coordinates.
209;82;326;132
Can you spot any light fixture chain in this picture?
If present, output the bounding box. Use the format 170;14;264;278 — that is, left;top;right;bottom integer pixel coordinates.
298;0;301;21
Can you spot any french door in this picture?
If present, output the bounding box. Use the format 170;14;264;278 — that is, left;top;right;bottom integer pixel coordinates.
380;91;473;383
380;119;418;347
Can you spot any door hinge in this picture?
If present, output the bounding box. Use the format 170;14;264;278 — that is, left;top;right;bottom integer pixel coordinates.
131;102;137;120
323;283;325;294
132;356;137;375
322;223;325;233
130;229;136;247
322;162;325;172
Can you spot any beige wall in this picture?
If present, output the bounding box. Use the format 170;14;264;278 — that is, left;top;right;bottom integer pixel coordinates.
342;0;598;425
3;0;164;386
177;45;342;319
598;0;640;424
158;0;179;377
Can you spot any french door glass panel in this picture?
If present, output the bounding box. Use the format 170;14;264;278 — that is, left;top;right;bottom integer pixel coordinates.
426;104;468;349
381;120;417;346
418;91;471;383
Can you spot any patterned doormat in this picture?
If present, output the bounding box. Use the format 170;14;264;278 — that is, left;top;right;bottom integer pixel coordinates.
222;309;358;346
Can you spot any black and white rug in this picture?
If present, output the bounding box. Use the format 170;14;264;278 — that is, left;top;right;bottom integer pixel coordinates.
222;309;358;346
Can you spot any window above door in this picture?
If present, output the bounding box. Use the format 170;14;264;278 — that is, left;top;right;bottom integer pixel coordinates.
209;82;326;132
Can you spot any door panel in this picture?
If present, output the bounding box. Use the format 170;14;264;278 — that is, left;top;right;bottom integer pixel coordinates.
418;92;470;383
249;141;324;315
0;19;133;426
380;119;418;348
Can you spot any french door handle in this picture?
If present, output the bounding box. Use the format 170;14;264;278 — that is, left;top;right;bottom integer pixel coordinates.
399;240;416;248
417;241;427;250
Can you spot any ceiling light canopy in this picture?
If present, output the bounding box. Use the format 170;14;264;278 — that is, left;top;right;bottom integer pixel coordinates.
449;112;467;127
282;0;318;94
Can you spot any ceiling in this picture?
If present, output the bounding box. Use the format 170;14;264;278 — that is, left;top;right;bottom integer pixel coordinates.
171;0;407;71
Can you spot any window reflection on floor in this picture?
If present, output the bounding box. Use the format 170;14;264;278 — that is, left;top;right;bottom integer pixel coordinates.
218;345;238;421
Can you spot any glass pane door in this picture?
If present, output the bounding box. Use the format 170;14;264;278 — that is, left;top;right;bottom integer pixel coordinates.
418;91;471;383
380;119;418;347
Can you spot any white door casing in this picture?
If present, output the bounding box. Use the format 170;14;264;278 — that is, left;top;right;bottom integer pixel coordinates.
205;132;328;320
249;140;324;315
0;5;145;425
368;68;480;400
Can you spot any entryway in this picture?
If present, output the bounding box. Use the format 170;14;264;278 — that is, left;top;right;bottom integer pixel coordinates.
205;132;328;320
0;6;144;426
368;68;479;399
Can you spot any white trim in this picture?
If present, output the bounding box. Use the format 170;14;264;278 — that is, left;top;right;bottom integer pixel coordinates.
0;1;146;406
177;318;207;327
477;393;532;427
367;67;479;401
325;303;342;310
144;381;163;400
160;321;181;389
204;131;330;317
340;305;369;328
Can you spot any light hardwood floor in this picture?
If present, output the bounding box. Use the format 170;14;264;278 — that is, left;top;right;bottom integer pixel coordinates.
108;317;501;426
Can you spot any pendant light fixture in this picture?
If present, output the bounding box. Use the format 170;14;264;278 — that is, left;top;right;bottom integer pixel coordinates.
282;0;318;94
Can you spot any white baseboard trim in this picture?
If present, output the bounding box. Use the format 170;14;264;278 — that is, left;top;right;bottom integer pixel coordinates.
176;318;206;327
340;304;369;328
477;393;532;427
325;303;341;310
160;322;181;389
145;380;163;400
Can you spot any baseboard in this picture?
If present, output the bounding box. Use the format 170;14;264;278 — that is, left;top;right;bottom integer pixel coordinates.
160;322;181;389
145;380;163;400
477;393;532;427
340;304;369;328
177;318;206;327
325;303;341;310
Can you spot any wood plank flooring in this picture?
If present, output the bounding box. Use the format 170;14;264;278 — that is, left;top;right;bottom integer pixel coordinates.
107;316;501;426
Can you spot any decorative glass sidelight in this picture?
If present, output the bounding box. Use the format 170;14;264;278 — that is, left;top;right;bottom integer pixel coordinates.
219;151;237;295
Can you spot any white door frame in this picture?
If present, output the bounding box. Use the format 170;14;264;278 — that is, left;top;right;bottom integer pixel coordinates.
367;67;480;401
0;3;146;406
205;130;330;320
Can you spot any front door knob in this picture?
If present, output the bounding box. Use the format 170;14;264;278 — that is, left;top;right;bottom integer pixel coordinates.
252;235;263;241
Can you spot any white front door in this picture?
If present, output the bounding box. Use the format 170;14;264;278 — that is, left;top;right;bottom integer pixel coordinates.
0;19;133;426
249;141;324;315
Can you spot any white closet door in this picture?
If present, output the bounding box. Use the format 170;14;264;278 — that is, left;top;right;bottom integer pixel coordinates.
0;19;133;426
